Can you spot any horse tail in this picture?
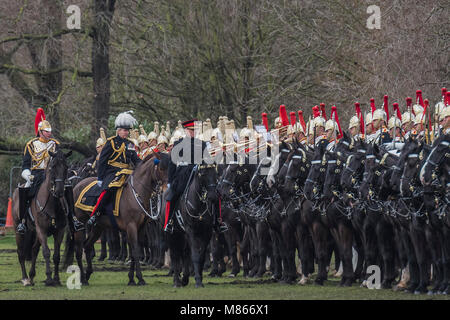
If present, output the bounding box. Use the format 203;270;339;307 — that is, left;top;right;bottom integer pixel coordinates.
62;226;75;269
24;230;36;262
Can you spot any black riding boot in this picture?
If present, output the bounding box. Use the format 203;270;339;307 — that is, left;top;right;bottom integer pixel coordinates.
87;190;109;227
64;185;84;232
17;187;30;234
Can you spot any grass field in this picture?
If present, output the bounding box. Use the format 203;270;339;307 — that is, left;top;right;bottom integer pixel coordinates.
0;231;449;300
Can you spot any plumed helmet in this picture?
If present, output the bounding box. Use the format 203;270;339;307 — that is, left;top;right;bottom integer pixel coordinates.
325;119;338;132
372;109;387;122
439;107;450;121
138;134;149;145
148;131;158;141
274;117;282;128
435;101;445;116
96;137;105;148
401;112;412;125
413;104;424;116
96;127;107;148
115;111;137;130
348;115;360;130
172;129;184;141
38;120;52;133
313;116;326;128
413;113;425;125
293;122;305;134
387;117;402;130
157;134;169;145
153;121;160;136
365;113;373;125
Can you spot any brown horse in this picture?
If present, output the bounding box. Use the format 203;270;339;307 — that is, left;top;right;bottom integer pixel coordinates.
12;150;71;286
70;152;168;285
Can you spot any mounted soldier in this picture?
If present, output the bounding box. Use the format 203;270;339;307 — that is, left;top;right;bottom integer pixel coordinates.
163;119;227;234
87;111;142;227
17;108;81;233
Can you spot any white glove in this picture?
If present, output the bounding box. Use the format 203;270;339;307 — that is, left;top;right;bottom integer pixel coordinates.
97;180;103;187
167;183;171;189
22;169;31;182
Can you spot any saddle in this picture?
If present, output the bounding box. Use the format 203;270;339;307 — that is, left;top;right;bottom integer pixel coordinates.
75;180;125;216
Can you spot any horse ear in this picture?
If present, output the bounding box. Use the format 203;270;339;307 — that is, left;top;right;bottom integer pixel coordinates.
64;150;73;159
343;131;349;141
48;150;56;158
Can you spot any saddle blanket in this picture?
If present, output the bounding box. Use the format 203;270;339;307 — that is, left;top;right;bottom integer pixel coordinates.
75;180;124;216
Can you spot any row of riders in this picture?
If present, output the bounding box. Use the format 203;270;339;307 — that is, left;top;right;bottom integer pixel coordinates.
12;88;450;292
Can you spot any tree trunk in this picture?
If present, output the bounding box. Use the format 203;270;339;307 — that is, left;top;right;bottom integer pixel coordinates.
92;0;116;142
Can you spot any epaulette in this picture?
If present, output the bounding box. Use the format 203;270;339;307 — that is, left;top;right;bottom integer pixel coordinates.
24;137;39;154
49;138;60;144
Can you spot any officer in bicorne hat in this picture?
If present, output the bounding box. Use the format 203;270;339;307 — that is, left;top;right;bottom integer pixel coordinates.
87;111;142;227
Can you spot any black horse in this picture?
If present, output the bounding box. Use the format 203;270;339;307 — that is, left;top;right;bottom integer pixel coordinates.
166;163;219;287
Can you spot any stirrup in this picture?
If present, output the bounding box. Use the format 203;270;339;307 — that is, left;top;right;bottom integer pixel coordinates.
217;221;228;233
164;220;174;234
87;215;97;227
16;222;27;235
73;218;85;232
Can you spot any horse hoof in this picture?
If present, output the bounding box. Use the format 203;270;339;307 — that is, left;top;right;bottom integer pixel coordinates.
53;280;62;287
195;283;204;288
44;279;54;286
228;273;237;278
128;280;136;286
137;280;146;286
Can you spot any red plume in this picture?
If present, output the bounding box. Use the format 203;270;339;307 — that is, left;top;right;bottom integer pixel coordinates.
355;102;364;134
320;103;327;120
289;112;296;126
406;97;414;115
424;99;431;131
261;113;269;132
34;108;46;136
441;87;447;99
393;103;402;121
354;102;361;118
383;95;389;121
446;92;450;107
331;106;343;139
370;98;376;115
416;90;424;107
298;110;306;132
279;105;289;127
312;105;320;118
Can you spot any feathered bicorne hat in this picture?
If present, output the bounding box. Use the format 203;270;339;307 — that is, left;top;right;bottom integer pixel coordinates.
115;111;137;130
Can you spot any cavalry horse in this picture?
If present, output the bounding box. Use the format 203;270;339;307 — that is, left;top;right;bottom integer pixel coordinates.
12;149;72;286
164;162;219;287
70;152;169;285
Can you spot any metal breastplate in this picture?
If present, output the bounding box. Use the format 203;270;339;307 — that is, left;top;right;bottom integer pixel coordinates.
30;139;57;170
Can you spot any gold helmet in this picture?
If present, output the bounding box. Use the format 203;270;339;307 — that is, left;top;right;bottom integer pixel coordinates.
413;113;425;125
96;127;107;148
137;134;149;145
401;112;412;125
413;104;424;116
348;115;360;130
157;134;169;145
388;117;402;130
293;122;305;134
148;131;158;141
372;109;387;122
165;121;171;139
325;119;338;132
439;107;450;121
274;117;282;128
313;116;326;128
365;113;373;125
38;120;52;133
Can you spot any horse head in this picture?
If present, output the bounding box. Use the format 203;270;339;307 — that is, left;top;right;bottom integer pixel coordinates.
47;150;70;198
283;144;311;195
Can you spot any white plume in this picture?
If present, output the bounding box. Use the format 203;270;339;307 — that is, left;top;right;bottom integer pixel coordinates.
115;111;137;129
